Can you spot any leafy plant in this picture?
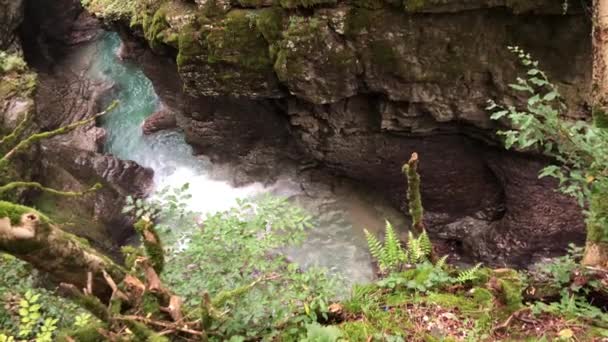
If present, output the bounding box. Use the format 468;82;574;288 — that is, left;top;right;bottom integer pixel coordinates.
301;323;343;342
532;292;608;325
487;46;608;207
365;222;433;273
35;317;58;342
17;290;41;339
73;313;92;328
455;263;483;284
377;261;451;293
126;187;340;340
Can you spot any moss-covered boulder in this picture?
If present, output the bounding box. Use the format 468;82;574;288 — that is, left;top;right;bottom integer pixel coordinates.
178;10;284;97
274;14;360;104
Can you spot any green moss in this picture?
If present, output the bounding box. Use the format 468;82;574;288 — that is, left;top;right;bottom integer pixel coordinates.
82;0;136;21
124;320;169;342
121;245;144;269
177;23;205;68
255;7;285;45
0;200;36;225
134;219;165;274
143;7;170;51
109;298;123;317
237;0;272;7
279;0;336;8
205;10;273;72
56;322;106;342
587;191;608;243
345;8;373;37
340;321;374;341
73;294;110;322
593;107;608;129
142;293;162;317
403;0;426;11
492;270;525;313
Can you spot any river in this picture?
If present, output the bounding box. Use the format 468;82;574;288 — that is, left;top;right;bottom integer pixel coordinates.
88;32;407;286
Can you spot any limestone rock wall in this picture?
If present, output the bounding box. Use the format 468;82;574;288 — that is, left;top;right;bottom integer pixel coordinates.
85;0;591;264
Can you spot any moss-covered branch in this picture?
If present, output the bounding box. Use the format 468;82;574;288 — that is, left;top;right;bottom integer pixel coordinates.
402;152;424;235
0;201;126;300
0;100;118;165
0;181;102;196
0;112;30;148
134;217;164;274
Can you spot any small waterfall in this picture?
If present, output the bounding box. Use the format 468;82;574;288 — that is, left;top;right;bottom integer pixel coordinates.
88;32;407;286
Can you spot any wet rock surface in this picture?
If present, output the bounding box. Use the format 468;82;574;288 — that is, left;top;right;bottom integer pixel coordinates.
142;108;177;135
0;0;155;251
84;0;590;265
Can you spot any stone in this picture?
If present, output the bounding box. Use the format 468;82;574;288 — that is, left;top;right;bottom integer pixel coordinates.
142;108;177;135
85;0;592;265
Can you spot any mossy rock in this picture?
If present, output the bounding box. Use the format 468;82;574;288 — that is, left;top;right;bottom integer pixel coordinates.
278;0;336;8
56;322;107;342
82;0;137;21
588;190;608;243
0;200;47;225
490;269;525;313
593;107;608;129
177;23;205;68
274;15;359;103
206;10;274;72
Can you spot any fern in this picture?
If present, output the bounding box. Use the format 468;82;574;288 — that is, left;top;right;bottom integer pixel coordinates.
365;229;388;271
418;229;432;258
366;222;437;273
435;255;449;270
384;221;405;267
455;263;483;283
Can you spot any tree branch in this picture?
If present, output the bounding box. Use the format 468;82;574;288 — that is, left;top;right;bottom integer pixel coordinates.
1;100;118;164
0;112;30;147
0;181;102;196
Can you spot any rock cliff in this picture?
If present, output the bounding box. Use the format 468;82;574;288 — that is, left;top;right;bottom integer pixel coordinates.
85;0;590;265
0;0;154;253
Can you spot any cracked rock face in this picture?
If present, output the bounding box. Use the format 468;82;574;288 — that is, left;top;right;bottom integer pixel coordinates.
0;0;25;50
86;0;590;265
0;0;155;253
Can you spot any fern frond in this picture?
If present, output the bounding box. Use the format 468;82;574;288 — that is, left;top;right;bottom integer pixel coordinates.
406;231;424;263
418;229;432;259
384;221;405;269
435;255;449;269
365;229;387;271
456;263;483;283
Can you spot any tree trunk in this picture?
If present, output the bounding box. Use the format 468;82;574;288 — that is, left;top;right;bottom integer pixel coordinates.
0;201;125;300
585;0;608;268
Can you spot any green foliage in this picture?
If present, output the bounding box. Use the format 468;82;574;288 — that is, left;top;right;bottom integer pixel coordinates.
377;261;451;293
365;221;434;273
0;53;27;74
301;323;343;342
532;292;608;325
455;263;483;283
535;244;582;289
128;188;340;340
17;291;42;339
487;46;608;244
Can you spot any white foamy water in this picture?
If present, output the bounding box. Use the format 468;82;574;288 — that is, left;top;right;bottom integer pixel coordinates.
88;32;409;287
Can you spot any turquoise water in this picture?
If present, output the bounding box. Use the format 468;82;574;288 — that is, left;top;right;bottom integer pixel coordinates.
87;32;407;285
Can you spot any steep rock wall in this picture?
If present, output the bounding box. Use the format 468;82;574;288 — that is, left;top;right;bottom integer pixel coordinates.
85;0;591;265
0;0;154;253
